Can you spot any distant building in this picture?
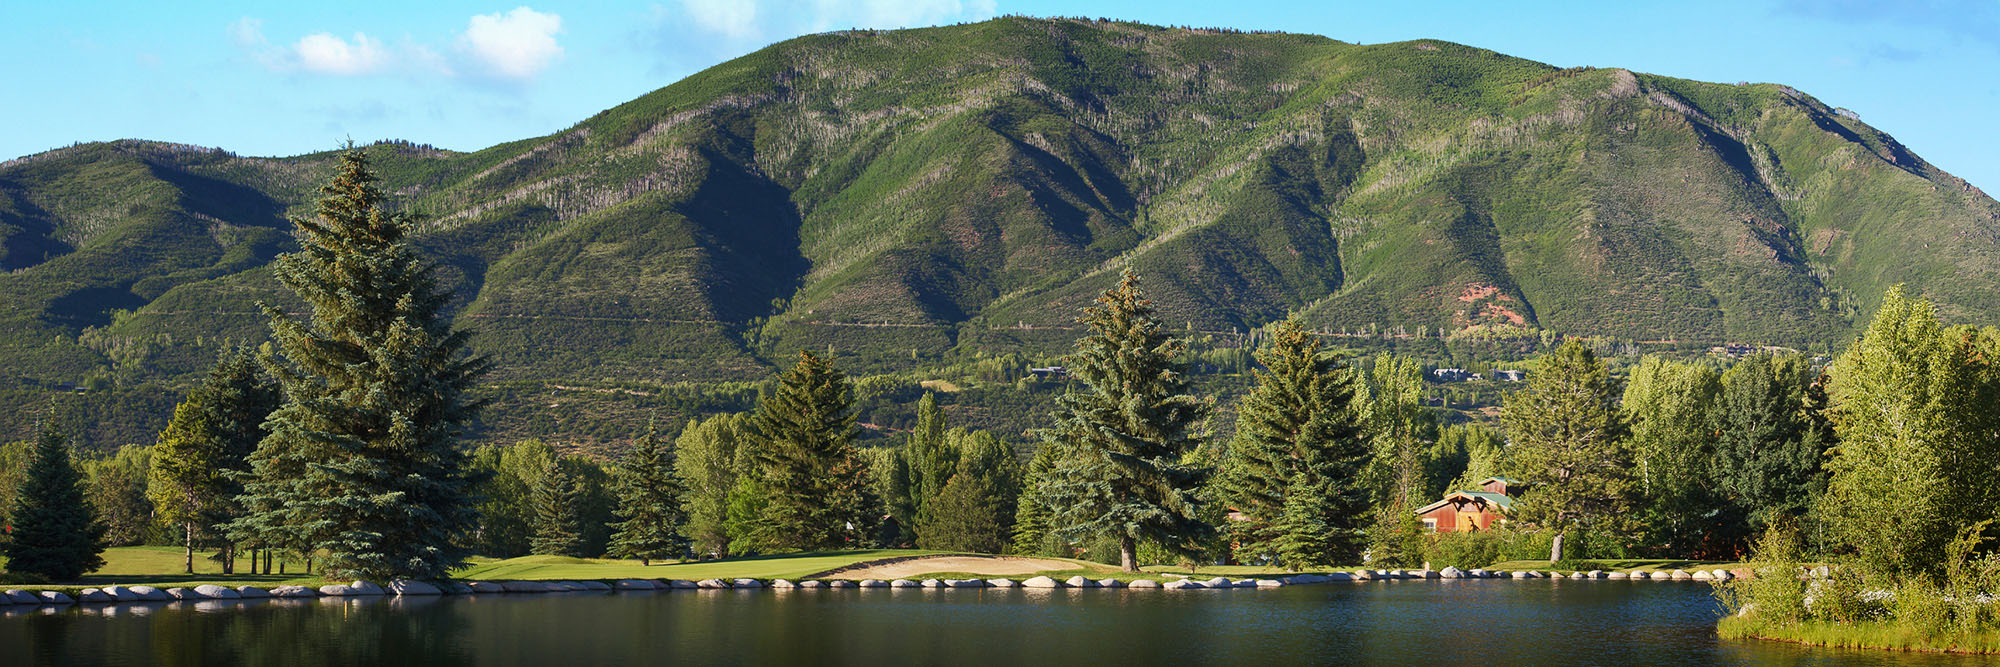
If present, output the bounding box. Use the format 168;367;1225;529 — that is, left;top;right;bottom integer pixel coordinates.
1494;369;1526;382
1414;477;1522;533
1431;368;1469;382
1028;366;1068;380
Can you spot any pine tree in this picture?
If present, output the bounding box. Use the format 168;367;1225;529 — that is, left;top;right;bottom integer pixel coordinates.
1010;443;1060;555
751;351;879;550
154;348;279;573
1041;272;1213;572
4;428;106;581
609;423;692;565
1502;340;1635;560
234;149;487;581
531;458;586;558
1222;319;1369;569
915;431;1021;553
1822;287;2000;579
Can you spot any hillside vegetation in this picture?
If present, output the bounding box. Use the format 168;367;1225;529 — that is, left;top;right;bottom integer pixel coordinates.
3;17;1996;450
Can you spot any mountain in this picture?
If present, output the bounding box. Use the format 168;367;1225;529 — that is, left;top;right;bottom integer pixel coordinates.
4;17;1998;450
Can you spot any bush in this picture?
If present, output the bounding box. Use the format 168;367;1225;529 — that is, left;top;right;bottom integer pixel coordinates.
1716;522;1809;623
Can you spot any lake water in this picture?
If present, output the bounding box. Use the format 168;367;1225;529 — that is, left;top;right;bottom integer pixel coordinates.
6;579;1996;666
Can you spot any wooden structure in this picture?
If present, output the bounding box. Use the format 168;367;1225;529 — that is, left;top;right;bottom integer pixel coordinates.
1414;477;1521;533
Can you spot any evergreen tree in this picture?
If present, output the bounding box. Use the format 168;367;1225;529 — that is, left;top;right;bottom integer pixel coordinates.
1822;287;2000;579
674;415;752;556
1010;443;1060;555
750;351;879;550
234;149;487;581
1502;340;1635;560
530;458;586;558
915;431;1021;553
154;349;281;573
609;423;692;565
1621;356;1725;557
1709;354;1829;549
889;392;957;544
1222;319;1369;569
3;428;106;581
1041;273;1213;572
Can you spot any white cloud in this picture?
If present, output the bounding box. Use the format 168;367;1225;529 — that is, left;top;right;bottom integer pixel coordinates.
228;17;265;47
650;0;996;66
460;7;565;80
683;0;759;38
294;32;391;75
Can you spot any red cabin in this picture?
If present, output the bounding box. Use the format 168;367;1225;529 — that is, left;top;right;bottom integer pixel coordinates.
1414;477;1521;532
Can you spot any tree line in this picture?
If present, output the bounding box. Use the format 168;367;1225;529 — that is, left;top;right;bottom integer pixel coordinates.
3;151;1994;583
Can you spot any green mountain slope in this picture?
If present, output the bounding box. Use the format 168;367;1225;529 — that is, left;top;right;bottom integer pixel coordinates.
3;17;1997;449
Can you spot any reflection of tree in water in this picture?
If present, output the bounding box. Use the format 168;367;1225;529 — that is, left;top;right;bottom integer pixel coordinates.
147;597;472;667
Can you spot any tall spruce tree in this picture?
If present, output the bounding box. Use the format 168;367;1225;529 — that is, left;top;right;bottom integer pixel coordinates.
4;428;106;581
1040;272;1213;572
152;348;279;573
609;423;692;565
1502;340;1635;560
915;432;1021;553
1222;319;1369;569
751;351;879;550
531;458;587;558
1822;287;2000;579
1009;443;1060;555
232;149;487;581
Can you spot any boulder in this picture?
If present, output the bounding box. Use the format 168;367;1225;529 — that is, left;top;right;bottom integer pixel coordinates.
616;579;659;591
1161;580;1204;590
1021;576;1063;589
39;591;75;604
1670;570;1693;580
498;581;542;593
1058;576;1092;588
77;589;115;603
985;579;1016;588
1098;578;1127;589
103;586;143;602
1127;579;1162;589
348;581;386;596
1607;572;1629;580
1201;577;1231;588
669;580;699;589
552;582;587;592
237;586;272;599
388;580;443;596
947;579;988;588
1421;570;1441;580
580;581;612;592
1469;569;1490;579
194;584;241;599
317;584;354;597
1350;570;1375;581
1326;572;1355;582
167;587;205;600
1587;570;1606;579
696;579;730;589
798;580;826;589
1712;570;1734;581
448;582;476;595
1567;572;1586;580
466;582;507;594
1254;579;1285;588
920;578;945;589
828;580;856;589
889;579;919;588
1691;570;1715;581
1440;567;1466;579
769;580;797;589
1232;579;1257;588
271;585;318;598
859;580;889;588
128;586;171;601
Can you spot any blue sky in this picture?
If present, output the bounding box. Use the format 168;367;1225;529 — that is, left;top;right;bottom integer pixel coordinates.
3;1;1995;189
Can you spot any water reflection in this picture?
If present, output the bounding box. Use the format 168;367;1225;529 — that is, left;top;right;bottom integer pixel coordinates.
8;581;1999;666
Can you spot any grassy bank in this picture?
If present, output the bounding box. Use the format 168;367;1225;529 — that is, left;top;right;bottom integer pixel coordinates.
1718;616;2000;655
1487;559;1748;572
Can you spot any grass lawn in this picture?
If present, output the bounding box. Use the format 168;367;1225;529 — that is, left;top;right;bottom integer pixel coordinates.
3;546;319;593
1487;558;1749;572
452;550;955;581
1718;616;2000;654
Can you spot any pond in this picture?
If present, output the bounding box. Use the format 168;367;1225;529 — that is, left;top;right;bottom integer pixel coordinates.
6;579;1994;666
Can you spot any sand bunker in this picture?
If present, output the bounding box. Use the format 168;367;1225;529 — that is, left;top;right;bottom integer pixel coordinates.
815;556;1085;579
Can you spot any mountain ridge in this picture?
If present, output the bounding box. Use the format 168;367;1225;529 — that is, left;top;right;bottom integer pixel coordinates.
3;17;1997;449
